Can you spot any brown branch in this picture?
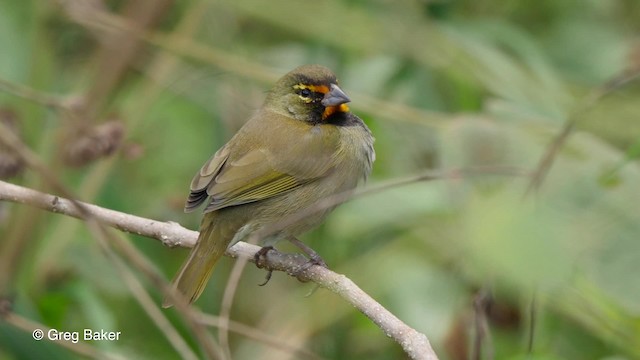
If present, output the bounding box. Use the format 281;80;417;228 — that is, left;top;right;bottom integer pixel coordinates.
0;180;439;360
0;125;223;360
0;179;198;247
106;239;200;360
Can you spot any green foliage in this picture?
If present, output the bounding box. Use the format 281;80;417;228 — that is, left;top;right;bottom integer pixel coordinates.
1;0;639;359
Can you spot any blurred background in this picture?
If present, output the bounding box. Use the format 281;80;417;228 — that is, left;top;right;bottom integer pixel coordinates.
1;0;639;359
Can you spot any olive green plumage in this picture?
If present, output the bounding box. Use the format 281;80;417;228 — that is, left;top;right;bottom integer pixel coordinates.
163;64;375;307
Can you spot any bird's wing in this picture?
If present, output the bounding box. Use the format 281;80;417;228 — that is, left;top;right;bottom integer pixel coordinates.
184;144;230;212
184;119;336;213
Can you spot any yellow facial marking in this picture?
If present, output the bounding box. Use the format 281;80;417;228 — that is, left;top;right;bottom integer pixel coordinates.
322;103;350;120
293;83;350;120
293;83;328;103
293;84;309;102
307;84;330;93
293;84;330;94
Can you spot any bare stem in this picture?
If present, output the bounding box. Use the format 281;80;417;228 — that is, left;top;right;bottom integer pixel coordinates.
526;69;640;194
0;78;68;109
0;179;439;360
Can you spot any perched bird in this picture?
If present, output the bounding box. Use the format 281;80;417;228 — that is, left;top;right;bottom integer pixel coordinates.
163;65;375;307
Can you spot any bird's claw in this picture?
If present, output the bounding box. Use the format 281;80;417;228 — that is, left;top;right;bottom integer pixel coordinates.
253;244;329;285
258;270;273;286
293;253;328;282
254;246;275;286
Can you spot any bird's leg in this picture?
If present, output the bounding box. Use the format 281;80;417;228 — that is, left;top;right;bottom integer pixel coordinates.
253;246;274;286
287;236;328;274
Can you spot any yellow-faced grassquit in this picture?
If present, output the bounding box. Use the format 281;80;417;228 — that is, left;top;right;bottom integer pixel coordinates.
163;64;375;307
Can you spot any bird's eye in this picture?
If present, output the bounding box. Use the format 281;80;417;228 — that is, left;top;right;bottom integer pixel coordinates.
300;88;312;98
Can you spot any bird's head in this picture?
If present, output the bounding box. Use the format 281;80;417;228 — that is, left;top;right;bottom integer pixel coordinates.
266;64;352;124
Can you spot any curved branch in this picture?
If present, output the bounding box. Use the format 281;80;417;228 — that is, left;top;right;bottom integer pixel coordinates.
0;180;438;360
0;180;198;248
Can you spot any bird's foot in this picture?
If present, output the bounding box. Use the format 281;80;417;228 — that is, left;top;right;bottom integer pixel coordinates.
286;236;328;282
292;252;328;283
253;246;275;286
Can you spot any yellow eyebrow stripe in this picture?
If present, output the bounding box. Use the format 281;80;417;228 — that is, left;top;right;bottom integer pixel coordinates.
293;84;330;94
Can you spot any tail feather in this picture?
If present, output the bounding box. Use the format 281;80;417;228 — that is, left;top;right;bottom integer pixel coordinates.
162;214;232;308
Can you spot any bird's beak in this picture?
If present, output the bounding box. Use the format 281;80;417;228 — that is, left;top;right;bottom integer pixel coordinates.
321;84;351;107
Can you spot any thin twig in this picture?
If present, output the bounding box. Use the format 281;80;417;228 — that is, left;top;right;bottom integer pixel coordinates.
58;0;451;128
0;123;524;360
250;166;529;245
525;69;640;195
527;291;537;354
471;290;493;360
519;68;640;355
0;177;198;245
198;313;324;360
0;179;438;360
106;234;200;360
0;78;69;109
0;165;527;251
218;255;250;360
0;125;224;360
104;222;224;360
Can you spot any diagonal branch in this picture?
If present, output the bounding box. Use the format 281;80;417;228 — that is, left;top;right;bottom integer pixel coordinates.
525;69;640;195
0;179;438;360
0;125;224;359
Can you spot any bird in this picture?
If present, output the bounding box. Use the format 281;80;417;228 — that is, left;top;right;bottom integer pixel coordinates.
163;64;375;307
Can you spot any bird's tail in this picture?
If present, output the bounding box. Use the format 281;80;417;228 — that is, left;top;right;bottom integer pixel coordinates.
162;213;232;308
